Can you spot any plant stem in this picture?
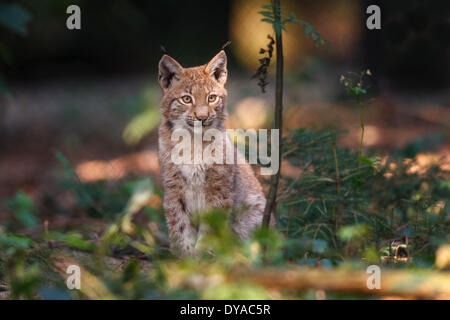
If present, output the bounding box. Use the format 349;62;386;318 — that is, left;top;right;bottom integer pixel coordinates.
332;142;342;246
263;0;284;228
357;94;364;166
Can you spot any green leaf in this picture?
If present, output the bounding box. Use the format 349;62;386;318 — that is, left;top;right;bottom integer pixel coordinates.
293;19;308;27
349;87;367;95
6;191;38;228
358;157;377;166
122;106;160;146
283;12;296;24
0;3;32;36
290;18;330;49
63;234;94;250
55;151;76;179
273;22;282;36
338;224;370;242
261;18;274;24
304;25;313;35
0;233;34;249
258;11;274;18
45;232;94;251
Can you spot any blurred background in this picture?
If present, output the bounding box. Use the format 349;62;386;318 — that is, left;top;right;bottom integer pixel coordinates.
0;0;449;222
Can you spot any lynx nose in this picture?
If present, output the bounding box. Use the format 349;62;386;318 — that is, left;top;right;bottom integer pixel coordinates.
196;114;208;121
195;106;209;122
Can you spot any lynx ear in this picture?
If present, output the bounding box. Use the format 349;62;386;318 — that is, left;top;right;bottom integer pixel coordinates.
158;55;183;90
205;50;227;85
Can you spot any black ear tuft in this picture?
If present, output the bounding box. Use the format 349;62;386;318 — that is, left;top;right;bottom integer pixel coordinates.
221;40;231;50
158;55;183;90
205;50;227;85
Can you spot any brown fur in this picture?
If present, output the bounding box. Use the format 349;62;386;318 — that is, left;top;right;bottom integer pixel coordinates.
157;51;270;257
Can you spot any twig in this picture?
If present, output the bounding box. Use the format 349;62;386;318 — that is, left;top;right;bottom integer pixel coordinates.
263;0;284;228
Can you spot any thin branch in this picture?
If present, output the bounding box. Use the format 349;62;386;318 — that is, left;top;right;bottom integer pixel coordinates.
263;0;284;228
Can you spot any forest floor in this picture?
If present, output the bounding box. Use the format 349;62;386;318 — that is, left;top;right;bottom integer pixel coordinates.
0;74;449;299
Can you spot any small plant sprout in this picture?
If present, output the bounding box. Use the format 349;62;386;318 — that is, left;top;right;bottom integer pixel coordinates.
340;69;372;166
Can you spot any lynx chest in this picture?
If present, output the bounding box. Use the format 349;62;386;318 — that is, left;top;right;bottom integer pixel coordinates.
179;164;208;215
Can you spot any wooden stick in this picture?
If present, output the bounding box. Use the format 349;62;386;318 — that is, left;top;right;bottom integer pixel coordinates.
226;267;450;299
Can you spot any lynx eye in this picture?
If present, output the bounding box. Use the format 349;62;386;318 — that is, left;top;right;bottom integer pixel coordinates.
207;94;218;103
181;95;192;104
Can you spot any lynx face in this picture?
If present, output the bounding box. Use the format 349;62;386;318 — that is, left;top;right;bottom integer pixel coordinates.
158;51;228;130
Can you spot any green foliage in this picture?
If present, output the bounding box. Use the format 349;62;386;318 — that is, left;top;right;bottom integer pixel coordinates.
0;227;40;299
5;190;38;229
45;232;95;251
0;132;448;299
121;86;161;146
0;0;447;301
278;128;449;265
3;250;41;299
259;3;330;48
0;3;31;36
55;151;136;219
0;233;34;253
338;224;370;242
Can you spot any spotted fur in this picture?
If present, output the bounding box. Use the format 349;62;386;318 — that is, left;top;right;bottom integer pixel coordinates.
157;51;271;257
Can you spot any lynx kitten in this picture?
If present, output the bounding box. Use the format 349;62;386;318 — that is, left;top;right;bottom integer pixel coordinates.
158;51;271;257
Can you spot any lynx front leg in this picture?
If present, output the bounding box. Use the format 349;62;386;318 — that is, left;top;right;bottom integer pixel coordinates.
194;167;234;255
164;195;196;257
232;195;267;240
